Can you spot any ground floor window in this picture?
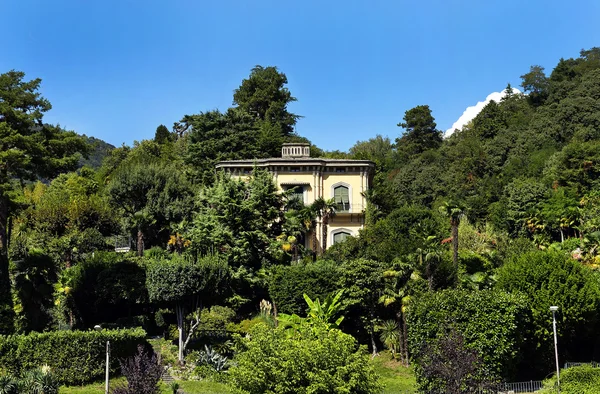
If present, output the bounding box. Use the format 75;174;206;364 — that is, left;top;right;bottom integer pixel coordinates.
333;231;351;244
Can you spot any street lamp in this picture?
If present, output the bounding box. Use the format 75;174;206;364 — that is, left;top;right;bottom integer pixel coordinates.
550;306;560;393
94;325;110;394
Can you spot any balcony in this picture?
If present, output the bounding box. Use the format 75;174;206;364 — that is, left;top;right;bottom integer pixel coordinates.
334;203;364;214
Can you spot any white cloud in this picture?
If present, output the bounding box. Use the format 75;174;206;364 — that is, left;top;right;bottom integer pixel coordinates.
444;87;521;137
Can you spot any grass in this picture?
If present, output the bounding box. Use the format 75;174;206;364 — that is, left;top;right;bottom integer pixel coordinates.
60;350;413;394
59;379;230;394
371;351;418;393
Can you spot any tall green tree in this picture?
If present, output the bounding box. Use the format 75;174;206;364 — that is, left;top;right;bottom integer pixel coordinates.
0;70;87;333
233;65;299;137
311;197;337;254
153;124;172;144
338;258;387;356
396;105;443;156
439;200;466;269
107;157;192;256
187;169;284;269
520;65;549;106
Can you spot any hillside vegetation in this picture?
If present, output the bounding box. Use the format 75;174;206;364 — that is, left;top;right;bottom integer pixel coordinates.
1;49;600;393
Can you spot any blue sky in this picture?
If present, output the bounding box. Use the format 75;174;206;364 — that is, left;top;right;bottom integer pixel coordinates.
2;0;600;151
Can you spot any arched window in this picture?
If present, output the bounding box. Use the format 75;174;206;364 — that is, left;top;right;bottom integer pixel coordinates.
333;231;351;244
334;185;350;212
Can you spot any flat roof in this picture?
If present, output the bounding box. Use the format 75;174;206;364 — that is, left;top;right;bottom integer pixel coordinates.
216;157;375;168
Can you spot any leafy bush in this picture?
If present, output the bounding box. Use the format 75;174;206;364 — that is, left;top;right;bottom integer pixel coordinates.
67;253;148;328
228;324;382;394
269;260;341;315
0;328;147;385
407;289;530;392
198;306;236;332
539;365;600;394
495;250;600;373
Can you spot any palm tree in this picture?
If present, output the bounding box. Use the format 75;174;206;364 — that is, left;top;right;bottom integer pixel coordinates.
379;263;413;365
439;200;465;268
312;197;337;254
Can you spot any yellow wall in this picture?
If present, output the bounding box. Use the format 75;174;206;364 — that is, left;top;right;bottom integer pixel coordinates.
223;166;371;251
322;173;366;213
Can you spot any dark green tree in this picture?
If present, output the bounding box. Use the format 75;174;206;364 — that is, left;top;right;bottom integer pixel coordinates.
233;65;299;137
187;169;284;269
0;70;87;333
520;65;549;106
153;124;172;144
396;105;443;156
338;258;387;356
107;157;192;256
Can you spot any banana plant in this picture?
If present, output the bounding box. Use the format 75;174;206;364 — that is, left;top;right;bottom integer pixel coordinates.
277;290;345;334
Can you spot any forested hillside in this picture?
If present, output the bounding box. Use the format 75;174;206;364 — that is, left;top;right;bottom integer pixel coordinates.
1;49;600;393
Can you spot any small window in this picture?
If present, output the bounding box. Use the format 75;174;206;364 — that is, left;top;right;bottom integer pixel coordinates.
335;167;346;173
333;231;351;244
334;186;350;212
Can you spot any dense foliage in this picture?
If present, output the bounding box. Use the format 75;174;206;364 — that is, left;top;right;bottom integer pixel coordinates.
228;324;382;394
2;48;600;388
540;365;600;394
0;328;146;385
495;250;600;373
407;289;530;391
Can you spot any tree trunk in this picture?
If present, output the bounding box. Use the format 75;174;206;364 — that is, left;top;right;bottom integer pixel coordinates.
451;218;459;268
370;310;378;357
396;311;404;362
176;303;185;363
401;311;409;365
312;223;318;261
560;228;564;243
137;228;144;257
0;195;15;334
322;217;328;254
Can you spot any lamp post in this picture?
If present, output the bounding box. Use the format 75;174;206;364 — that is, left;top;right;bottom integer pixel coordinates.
94;325;110;394
550;306;560;393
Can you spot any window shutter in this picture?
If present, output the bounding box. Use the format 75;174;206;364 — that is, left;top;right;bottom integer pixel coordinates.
341;187;349;204
334;187;342;203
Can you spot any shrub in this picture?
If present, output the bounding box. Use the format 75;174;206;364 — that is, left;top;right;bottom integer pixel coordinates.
0;328;147;385
198;306;236;332
407;289;530;392
68;253;148;328
228;324;382;394
539;365;600;394
269;261;341;315
0;367;59;394
112;345;163;394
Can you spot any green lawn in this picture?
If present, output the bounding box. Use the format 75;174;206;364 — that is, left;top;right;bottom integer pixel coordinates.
60;379;230;394
60;350;413;394
371;351;417;393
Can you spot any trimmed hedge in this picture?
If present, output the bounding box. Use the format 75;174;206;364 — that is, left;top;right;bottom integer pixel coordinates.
269;261;342;315
407;289;531;392
0;328;147;385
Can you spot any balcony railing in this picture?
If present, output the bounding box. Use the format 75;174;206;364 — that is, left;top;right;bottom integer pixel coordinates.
334;203;364;213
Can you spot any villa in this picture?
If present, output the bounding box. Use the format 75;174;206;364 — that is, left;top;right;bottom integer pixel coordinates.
216;143;375;253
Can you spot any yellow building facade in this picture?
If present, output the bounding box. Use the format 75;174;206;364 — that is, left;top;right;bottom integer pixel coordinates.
216;143;375;253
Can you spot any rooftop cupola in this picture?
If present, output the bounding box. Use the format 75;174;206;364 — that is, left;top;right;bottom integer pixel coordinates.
281;143;310;158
